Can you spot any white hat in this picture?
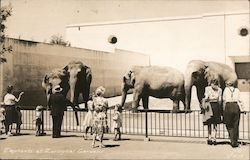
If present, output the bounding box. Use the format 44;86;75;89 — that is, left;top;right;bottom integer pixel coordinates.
95;86;105;96
52;85;63;93
226;80;234;86
36;105;44;111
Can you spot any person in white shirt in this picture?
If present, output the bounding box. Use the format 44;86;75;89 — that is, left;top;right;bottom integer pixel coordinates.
34;105;43;136
3;85;24;135
203;79;222;145
222;80;243;148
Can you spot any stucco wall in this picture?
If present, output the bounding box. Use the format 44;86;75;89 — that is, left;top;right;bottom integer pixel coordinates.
0;38;150;107
66;12;249;72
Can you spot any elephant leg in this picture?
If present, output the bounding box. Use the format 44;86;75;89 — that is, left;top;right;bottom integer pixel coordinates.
197;86;205;109
142;96;149;110
132;89;142;111
172;100;179;113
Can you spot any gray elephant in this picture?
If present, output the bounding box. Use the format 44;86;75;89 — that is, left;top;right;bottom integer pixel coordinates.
121;66;185;112
42;69;69;104
184;60;237;110
42;61;92;109
63;61;92;108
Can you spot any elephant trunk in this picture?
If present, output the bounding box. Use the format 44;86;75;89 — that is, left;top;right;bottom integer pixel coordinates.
184;74;193;110
121;85;128;107
69;76;77;105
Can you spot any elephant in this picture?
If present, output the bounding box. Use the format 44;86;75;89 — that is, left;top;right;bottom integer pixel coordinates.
63;61;92;108
121;66;185;112
42;68;69;104
184;60;238;111
42;61;92;125
42;61;92;109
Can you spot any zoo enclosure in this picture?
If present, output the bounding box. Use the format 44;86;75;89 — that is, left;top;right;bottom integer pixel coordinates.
0;38;150;107
19;109;250;140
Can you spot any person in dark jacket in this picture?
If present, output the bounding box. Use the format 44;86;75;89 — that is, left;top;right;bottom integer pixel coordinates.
48;85;67;138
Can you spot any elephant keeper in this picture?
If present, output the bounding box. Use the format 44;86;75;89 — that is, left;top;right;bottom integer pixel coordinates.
223;80;244;148
48;85;67;138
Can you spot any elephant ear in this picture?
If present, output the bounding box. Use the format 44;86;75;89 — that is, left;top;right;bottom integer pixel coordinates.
123;70;132;82
204;67;220;86
130;71;136;86
64;65;69;72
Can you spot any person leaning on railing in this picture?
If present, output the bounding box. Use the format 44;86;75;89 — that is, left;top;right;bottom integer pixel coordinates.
202;79;222;146
222;80;245;148
3;85;24;136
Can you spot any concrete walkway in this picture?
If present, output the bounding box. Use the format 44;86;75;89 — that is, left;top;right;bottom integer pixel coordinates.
0;131;249;159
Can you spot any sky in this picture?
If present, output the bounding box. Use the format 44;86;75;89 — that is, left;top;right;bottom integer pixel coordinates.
2;0;249;43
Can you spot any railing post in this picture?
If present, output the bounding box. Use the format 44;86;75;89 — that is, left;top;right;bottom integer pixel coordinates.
144;109;150;141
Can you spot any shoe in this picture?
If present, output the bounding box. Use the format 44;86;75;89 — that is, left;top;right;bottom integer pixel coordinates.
99;144;105;148
83;135;87;140
207;140;213;145
7;132;13;136
113;138;117;141
213;140;217;145
231;143;239;148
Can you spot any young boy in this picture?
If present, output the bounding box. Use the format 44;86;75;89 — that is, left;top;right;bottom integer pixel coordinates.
34;105;43;136
15;106;22;135
0;106;5;135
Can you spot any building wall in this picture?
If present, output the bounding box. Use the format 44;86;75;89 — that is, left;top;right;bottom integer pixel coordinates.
0;38;150;107
66;12;249;72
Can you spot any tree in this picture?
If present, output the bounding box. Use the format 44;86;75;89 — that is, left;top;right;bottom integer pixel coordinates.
49;34;70;47
0;2;12;63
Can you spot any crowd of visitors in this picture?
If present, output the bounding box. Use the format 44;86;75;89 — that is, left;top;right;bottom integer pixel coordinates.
202;80;245;148
0;82;246;148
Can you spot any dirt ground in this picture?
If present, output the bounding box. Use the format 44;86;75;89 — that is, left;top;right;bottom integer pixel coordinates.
0;130;249;160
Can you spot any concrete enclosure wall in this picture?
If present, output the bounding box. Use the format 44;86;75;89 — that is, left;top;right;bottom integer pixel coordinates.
66;12;249;72
0;38;150;107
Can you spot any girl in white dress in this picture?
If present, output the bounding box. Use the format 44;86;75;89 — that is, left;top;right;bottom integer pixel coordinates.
112;104;122;141
83;100;96;140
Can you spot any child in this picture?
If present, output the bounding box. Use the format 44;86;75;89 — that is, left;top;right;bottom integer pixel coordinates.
112;104;122;141
15;106;22;135
0;106;5;135
92;107;106;148
34;105;43;136
83;100;95;140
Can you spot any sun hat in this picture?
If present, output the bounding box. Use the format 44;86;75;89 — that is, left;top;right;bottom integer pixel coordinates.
95;86;105;96
36;105;44;111
225;80;234;86
52;85;63;93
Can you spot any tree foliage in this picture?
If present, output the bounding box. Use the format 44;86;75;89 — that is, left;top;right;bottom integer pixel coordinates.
0;3;12;63
49;34;70;47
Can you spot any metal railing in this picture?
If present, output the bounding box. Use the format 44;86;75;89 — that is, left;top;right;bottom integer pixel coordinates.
18;109;250;140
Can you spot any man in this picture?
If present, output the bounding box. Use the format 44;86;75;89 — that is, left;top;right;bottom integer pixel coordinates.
223;80;244;148
48;85;67;138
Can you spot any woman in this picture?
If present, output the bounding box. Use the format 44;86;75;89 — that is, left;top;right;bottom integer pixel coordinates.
203;79;222;145
93;86;109;133
91;86;110;148
223;80;243;148
3;85;24;135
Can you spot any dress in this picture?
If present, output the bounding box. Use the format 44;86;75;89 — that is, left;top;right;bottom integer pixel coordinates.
92;112;106;137
83;110;95;127
3;93;18;124
113;111;122;129
93;96;109;132
203;86;222;125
